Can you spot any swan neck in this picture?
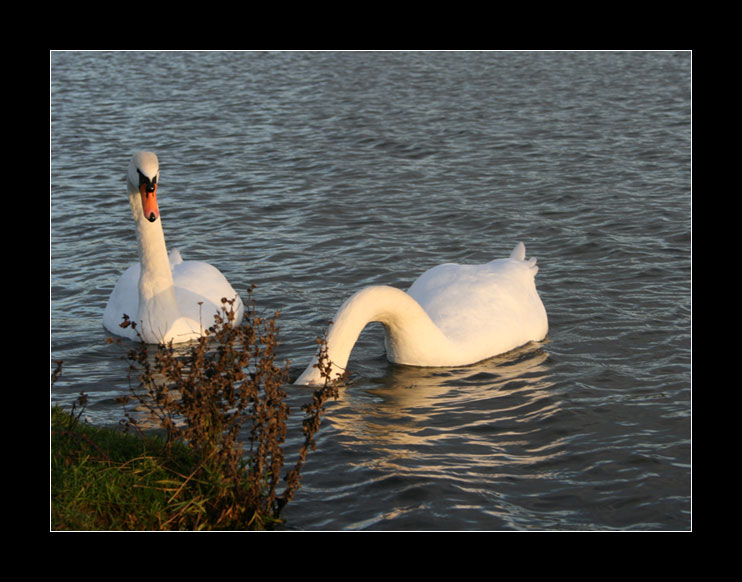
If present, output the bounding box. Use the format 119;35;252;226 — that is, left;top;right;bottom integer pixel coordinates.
296;286;451;384
129;189;172;283
128;188;180;341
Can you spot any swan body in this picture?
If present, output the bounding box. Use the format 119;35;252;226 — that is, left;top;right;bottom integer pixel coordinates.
103;151;244;344
295;242;548;385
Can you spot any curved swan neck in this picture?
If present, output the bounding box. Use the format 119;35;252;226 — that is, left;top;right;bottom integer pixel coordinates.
296;286;453;385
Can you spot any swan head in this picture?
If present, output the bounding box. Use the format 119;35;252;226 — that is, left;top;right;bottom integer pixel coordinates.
128;151;160;223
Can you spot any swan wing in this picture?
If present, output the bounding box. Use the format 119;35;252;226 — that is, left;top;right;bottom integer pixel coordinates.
407;249;547;357
103;263;141;338
171;260;244;324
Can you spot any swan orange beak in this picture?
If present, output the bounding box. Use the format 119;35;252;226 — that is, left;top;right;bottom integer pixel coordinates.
140;183;159;222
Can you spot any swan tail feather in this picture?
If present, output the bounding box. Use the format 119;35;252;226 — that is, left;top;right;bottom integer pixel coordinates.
510;242;538;272
510;242;526;261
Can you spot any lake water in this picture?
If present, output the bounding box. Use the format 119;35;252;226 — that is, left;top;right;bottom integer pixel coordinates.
50;51;692;531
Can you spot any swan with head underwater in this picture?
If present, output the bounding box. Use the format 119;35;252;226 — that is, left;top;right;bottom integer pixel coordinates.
103;151;244;344
295;242;548;385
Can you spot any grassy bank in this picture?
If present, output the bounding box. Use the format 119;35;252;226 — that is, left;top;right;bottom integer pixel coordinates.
50;292;340;531
51;404;212;530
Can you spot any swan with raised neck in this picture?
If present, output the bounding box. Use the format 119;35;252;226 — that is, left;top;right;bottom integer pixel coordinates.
103;151;244;344
295;242;548;385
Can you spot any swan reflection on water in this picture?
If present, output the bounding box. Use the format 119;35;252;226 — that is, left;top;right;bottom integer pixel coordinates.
317;341;560;456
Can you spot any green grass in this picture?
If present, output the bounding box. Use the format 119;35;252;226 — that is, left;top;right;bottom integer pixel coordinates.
51;405;205;530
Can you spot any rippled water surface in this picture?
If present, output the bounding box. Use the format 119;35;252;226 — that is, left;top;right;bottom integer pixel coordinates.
50;51;691;530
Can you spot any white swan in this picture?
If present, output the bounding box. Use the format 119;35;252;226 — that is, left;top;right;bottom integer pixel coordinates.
295;242;548;385
103;151;244;344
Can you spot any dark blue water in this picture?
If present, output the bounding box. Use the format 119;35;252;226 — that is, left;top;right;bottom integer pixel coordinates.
50;51;691;530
